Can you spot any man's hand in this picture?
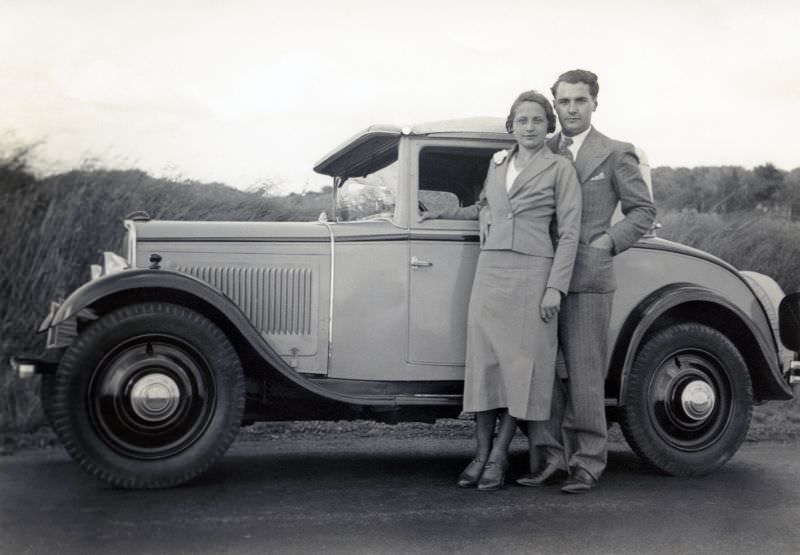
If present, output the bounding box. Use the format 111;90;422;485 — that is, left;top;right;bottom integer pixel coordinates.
540;287;562;322
589;233;614;252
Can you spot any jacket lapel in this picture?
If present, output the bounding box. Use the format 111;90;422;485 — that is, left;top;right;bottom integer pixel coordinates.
507;146;557;198
489;148;514;213
575;128;611;184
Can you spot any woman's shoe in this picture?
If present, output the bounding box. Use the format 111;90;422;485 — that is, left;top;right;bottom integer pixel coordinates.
457;458;486;488
477;460;508;491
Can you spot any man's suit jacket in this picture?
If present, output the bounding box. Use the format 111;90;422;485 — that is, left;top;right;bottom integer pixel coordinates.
547;128;656;293
442;145;581;294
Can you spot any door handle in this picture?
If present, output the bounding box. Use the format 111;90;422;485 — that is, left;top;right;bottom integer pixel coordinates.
410;256;433;269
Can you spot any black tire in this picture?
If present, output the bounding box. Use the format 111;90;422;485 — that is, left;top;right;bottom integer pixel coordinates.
40;373;56;427
50;302;245;488
620;323;753;477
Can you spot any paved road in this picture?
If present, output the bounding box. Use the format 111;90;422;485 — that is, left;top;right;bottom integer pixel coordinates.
2;437;800;555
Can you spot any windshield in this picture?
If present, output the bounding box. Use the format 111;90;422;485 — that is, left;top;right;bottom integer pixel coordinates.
336;161;398;222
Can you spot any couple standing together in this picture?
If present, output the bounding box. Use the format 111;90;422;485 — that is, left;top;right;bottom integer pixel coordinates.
425;69;656;493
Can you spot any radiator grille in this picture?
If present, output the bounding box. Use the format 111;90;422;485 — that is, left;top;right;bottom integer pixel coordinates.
176;265;314;335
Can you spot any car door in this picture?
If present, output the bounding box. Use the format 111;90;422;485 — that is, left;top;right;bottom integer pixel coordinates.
406;139;508;377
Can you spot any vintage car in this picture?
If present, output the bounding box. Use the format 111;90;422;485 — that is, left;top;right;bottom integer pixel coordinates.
12;117;800;489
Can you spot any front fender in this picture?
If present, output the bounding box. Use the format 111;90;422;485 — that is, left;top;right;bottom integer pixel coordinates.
47;269;245;329
43;268;297;392
43;268;403;407
614;283;791;403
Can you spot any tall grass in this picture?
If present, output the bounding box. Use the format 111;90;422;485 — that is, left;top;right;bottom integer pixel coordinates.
658;210;800;294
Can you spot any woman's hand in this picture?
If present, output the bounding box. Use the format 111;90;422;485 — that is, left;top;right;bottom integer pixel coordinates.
418;209;442;222
540;287;562;322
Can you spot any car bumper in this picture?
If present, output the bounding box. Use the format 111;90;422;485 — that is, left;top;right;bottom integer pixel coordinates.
10;354;59;378
786;360;800;386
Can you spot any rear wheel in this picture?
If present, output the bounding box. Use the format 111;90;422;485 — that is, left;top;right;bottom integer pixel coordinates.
50;302;245;488
620;323;753;476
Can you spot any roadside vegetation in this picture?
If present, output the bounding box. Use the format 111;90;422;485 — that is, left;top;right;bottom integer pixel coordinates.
1;147;799;442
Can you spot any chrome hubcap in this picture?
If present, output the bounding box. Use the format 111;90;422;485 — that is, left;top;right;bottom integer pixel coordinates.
91;335;215;459
680;379;716;421
647;349;732;452
129;373;181;422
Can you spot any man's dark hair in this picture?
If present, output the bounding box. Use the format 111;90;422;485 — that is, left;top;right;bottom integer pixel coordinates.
551;69;599;100
505;90;556;134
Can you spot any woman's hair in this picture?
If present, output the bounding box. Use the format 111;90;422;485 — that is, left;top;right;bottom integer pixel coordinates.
505;90;556;134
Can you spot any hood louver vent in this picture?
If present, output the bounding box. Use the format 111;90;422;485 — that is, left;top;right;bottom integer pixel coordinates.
176;265;314;336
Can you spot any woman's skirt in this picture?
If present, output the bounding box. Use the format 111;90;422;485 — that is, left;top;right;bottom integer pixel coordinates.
462;250;558;421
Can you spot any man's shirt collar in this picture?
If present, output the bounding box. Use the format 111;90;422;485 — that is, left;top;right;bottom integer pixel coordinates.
563;126;592;157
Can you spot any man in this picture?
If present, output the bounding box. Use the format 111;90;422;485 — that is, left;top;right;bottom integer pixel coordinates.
521;69;656;493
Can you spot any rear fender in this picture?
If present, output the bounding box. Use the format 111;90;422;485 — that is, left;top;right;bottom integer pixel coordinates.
612;283;791;403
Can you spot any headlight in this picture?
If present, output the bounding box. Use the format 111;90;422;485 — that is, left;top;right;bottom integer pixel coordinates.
90;264;103;280
103;251;129;275
90;252;129;281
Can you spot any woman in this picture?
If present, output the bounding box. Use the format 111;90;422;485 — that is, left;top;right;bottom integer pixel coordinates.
423;90;581;490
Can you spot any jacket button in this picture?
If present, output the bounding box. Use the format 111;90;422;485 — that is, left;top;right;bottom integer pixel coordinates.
506;213;512;219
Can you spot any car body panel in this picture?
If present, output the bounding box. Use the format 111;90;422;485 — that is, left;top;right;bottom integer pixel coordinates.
407;236;480;367
328;224;409;380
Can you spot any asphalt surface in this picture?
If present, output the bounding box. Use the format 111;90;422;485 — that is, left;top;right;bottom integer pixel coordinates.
2;436;800;555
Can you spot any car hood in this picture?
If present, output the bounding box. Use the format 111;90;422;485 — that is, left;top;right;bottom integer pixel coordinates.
132;220;332;241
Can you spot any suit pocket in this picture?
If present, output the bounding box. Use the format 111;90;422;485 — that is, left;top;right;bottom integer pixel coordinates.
569;244;616;293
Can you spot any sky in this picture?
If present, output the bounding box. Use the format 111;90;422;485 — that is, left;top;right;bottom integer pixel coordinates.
2;0;799;193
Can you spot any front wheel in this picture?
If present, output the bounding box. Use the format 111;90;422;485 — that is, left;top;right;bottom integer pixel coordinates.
620;323;753;476
50;302;245;488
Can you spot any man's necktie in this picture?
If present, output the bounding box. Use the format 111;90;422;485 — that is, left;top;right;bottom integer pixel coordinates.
558;137;574;162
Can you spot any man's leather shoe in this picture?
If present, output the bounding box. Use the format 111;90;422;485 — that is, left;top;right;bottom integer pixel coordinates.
516;463;568;487
561;467;597;494
457;458;486;488
477;460;508;491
